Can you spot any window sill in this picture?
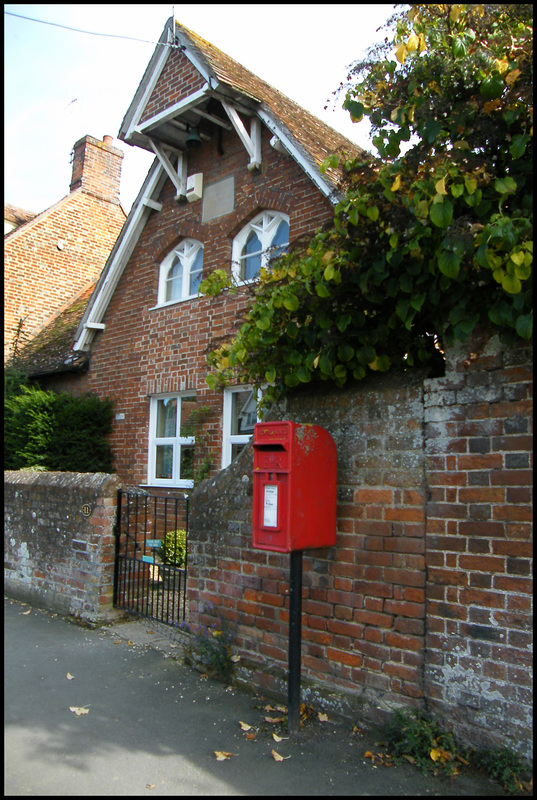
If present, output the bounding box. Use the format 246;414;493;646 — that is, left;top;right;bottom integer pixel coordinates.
149;296;199;311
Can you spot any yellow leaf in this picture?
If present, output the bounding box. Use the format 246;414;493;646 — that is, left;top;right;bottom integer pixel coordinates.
484;99;501;115
317;712;329;722
272;733;288;742
406;34;420;53
66;673;75;681
390;174;402;192
418;32;427;53
230;654;241;662
505;68;521;87
214;751;236;761
239;721;252;731
264;715;286;724
146;785;156;790
435;176;448;195
364;751;375;760
271;749;291;761
21;609;31;615
69;706;90;716
395;43;407;65
430;747;451;763
450;4;463;22
322;250;334;264
495;57;510;75
402;754;416;764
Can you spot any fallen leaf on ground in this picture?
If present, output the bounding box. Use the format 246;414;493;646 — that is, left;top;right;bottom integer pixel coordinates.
66;673;75;680
264;704;287;713
146;785;155;790
264;715;286;724
272;733;288;742
271;749;291;761
214;751;236;761
239;721;252;731
317;712;329;722
402;754;416;764
69;706;90;716
245;732;257;740
21;609;31;615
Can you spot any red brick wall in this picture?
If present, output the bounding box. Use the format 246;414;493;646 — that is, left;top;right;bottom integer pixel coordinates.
4;136;125;361
187;332;532;759
423;332;533;754
83;121;334;484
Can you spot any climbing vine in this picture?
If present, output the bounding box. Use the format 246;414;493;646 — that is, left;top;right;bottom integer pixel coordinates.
202;4;532;407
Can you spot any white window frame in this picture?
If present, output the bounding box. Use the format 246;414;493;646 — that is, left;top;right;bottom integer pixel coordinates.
221;385;263;468
147;392;197;488
157;239;204;306
231;211;289;284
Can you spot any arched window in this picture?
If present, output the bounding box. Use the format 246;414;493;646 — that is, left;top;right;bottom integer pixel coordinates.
232;211;289;283
158;239;203;305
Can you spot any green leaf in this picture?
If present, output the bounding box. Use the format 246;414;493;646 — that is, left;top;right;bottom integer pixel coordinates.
315;283;331;298
366;205;379;222
480;73;504;100
256;316;271;330
337;344;354;362
501;273;522;294
429;200;453;229
509;134;529;159
283;294;299;312
494;177;517;195
515;314;533;339
265;367;276;384
438;250;461;278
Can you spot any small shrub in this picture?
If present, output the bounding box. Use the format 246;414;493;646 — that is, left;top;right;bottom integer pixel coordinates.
473;747;530;795
158;529;187;567
383;709;461;776
178;606;236;684
4;383;114;472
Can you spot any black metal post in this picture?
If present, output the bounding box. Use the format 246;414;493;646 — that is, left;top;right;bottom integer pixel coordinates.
288;549;303;736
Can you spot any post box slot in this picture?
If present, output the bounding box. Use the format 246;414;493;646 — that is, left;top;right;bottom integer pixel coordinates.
253;444;286;451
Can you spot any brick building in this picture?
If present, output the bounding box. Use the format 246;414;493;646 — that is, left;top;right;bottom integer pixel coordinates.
69;18;364;488
4;135;126;366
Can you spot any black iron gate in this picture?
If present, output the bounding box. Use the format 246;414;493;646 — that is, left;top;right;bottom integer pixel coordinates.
113;490;189;625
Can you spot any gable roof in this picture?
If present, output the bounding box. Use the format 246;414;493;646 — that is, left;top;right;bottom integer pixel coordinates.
13;281;97;377
74;17;366;354
120;18;365;194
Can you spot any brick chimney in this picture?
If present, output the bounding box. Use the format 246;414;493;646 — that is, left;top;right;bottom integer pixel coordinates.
69;135;124;203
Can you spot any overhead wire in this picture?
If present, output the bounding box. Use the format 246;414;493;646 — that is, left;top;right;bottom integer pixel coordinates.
4;10;174;47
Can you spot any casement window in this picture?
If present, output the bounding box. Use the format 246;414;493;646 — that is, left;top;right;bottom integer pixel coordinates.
148;393;198;487
222;386;263;468
231;211;289;283
157;239;203;305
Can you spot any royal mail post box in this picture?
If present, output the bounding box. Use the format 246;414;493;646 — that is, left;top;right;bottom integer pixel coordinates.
252;421;337;552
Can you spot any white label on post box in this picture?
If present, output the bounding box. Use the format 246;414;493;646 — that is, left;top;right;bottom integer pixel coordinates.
263;484;278;527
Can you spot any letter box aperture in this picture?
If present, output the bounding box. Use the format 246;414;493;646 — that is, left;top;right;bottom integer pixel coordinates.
252;421;337;552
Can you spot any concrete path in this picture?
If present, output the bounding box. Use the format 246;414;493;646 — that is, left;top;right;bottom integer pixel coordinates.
4;597;505;796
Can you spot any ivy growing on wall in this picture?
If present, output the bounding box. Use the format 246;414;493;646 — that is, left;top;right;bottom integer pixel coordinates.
202;4;532;407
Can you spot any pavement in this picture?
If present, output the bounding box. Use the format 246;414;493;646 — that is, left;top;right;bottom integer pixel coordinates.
4;596;507;796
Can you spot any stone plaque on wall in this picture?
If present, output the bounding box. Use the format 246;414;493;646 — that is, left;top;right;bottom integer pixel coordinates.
202;176;235;222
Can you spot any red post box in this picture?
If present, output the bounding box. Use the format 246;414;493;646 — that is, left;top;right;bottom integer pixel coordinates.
252;421;337;552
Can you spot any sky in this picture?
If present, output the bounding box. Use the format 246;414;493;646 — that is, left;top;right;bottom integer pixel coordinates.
4;4;397;215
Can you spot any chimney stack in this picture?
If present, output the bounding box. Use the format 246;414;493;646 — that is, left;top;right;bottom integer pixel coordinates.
70;135;124;203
